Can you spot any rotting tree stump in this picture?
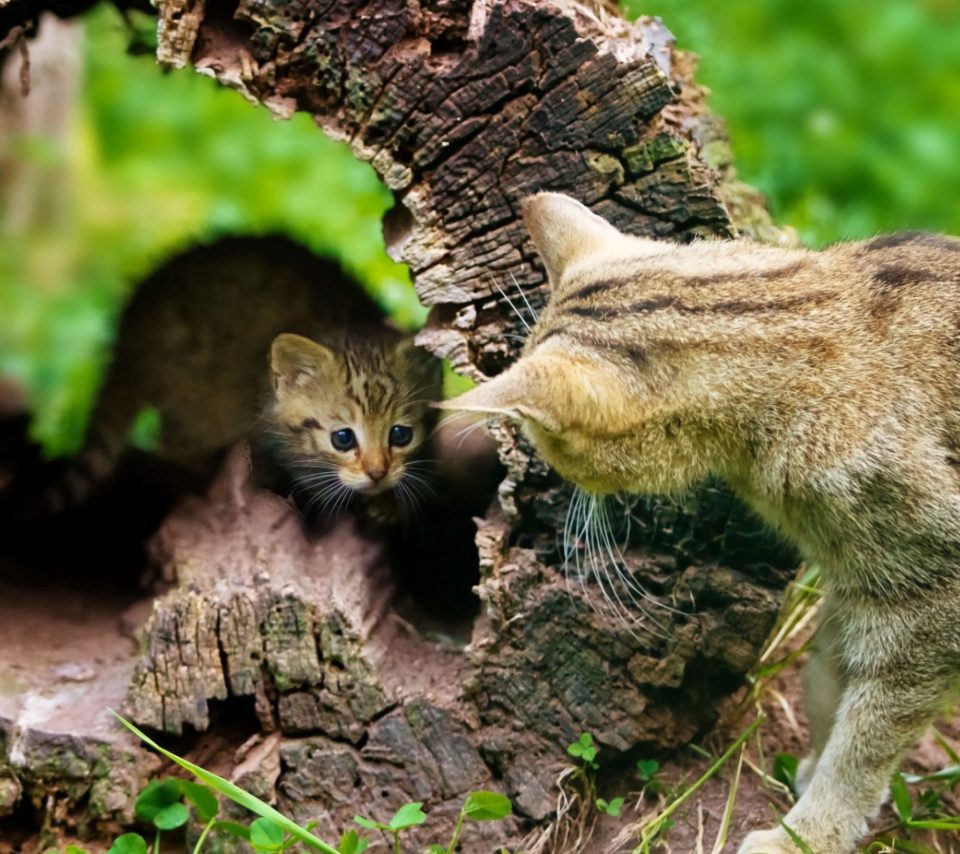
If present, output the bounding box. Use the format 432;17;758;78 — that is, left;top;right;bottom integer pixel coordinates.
0;1;802;851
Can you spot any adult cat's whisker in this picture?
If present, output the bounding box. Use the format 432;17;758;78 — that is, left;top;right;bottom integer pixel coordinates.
593;497;674;632
566;488;597;602
595;495;677;616
582;495;641;629
454;420;491;450
564;489;667;638
490;274;532;333
509;272;539;322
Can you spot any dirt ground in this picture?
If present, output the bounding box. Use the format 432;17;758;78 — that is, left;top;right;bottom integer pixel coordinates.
584;629;960;854
3;567;959;853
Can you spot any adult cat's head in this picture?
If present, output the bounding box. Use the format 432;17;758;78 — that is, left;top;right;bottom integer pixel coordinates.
269;328;442;502
442;193;716;496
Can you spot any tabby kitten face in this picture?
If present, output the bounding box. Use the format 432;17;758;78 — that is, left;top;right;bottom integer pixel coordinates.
269;330;442;504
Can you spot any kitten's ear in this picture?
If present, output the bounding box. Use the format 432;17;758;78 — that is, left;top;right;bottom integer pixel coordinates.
523;193;625;282
271;333;335;388
393;336;444;393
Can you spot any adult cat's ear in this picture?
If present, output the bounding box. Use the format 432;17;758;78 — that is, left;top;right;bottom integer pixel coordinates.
440;351;632;435
522;193;663;285
523;193;624;282
439;362;560;432
271;334;335;388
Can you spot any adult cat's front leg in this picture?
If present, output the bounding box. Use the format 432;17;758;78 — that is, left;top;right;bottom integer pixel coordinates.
738;647;952;854
794;614;846;796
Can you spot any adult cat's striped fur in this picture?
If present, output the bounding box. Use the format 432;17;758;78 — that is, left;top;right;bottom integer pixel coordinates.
444;193;960;854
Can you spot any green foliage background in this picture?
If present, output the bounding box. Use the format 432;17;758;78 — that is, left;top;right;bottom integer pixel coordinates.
1;0;958;454
626;0;960;245
0;6;421;455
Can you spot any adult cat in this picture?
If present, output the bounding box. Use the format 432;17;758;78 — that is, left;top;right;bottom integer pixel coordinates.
444;192;960;854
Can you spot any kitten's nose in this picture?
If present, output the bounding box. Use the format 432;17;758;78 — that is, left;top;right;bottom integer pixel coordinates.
366;467;387;484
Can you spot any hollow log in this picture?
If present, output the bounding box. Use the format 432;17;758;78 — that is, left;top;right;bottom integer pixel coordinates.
0;1;802;851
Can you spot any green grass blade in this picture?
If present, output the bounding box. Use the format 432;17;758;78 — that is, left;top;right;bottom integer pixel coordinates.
890;773;913;822
710;743;744;854
633;716;763;852
902;764;960;784
905;818;960;830
779;820;816;854
111;711;340;854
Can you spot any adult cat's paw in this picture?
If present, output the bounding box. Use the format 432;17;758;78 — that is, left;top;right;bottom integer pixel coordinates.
738;827;804;854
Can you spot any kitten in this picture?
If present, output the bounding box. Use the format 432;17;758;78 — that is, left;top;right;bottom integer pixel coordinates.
32;235;384;510
265;328;490;624
444;192;960;854
264;327;443;526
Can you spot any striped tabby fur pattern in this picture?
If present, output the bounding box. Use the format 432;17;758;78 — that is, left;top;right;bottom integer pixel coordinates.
266;327;442;522
444;193;960;854
41;235;385;511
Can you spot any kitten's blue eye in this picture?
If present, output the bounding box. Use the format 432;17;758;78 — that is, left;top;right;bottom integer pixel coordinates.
331;428;356;451
389;425;413;447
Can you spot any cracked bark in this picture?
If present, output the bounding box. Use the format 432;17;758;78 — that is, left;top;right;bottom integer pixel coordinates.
0;1;802;850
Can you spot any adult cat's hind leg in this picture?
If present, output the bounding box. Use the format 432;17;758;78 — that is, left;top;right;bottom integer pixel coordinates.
738;621;954;854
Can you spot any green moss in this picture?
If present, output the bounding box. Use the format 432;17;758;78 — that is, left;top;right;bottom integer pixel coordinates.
622;134;690;176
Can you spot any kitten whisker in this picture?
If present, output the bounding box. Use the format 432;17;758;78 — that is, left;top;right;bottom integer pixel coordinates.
399;379;438;406
400;470;437;495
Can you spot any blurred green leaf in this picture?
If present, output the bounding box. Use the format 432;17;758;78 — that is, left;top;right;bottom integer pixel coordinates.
622;0;960;247
772;752;799;792
337;830;368;854
250;818;286;851
891;772;913;822
387;802;427;831
636;759;659;782
179;779;219;822
462;792;512;821
213;820;252;840
135;778;181;822
154;802;190;830
106;834;146;854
